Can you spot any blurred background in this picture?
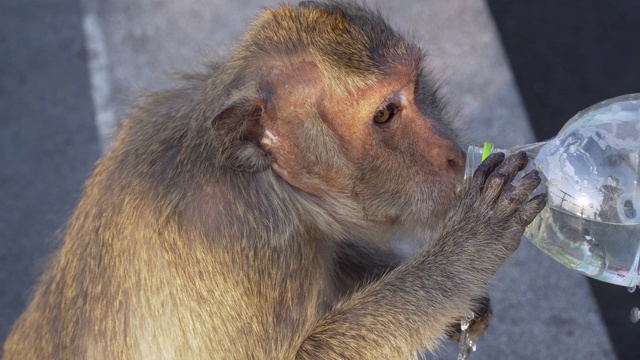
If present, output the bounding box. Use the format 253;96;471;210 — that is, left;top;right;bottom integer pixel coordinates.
1;0;638;358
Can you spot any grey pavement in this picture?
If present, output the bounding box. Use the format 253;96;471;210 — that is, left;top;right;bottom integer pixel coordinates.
0;0;617;358
0;0;101;345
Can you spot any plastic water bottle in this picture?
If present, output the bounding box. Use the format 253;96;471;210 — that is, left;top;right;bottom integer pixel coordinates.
465;94;640;287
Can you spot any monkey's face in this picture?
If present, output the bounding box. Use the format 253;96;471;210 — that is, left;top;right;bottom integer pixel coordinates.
349;72;465;228
258;60;464;231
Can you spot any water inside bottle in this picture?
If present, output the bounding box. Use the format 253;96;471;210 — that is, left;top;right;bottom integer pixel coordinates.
525;206;640;287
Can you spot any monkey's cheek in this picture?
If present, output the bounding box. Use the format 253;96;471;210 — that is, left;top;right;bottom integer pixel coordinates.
271;161;330;196
271;161;307;190
271;162;291;180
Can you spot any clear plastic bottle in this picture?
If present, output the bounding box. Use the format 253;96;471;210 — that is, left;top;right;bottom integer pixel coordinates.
465;94;640;287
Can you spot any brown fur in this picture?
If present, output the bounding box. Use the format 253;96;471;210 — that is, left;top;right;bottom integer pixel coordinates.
3;1;545;359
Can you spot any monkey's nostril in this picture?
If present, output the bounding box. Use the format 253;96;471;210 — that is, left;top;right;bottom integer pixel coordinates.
449;158;462;171
447;150;465;174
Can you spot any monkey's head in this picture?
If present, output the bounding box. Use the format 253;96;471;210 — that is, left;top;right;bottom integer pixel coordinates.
209;1;464;238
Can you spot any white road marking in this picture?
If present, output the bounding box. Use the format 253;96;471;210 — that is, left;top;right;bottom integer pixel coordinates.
82;12;116;153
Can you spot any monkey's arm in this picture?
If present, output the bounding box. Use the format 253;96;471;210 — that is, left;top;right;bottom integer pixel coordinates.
333;242;402;294
296;153;545;358
335;240;492;343
299;239;489;358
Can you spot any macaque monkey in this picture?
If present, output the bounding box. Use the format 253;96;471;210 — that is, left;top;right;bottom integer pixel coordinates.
3;1;545;359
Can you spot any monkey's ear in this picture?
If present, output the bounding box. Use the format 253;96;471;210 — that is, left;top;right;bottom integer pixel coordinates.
211;98;270;172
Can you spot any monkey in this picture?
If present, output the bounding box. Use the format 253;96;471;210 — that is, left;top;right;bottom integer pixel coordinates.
3;1;545;359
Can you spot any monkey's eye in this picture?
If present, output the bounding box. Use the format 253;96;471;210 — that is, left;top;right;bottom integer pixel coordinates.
373;103;398;124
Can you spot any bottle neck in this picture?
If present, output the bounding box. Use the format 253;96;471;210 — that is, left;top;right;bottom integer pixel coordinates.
465;143;505;186
464;141;546;187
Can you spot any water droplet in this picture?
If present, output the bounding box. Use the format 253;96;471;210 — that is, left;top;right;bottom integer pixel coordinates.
628;285;637;293
457;313;477;360
460;320;469;331
464;311;475;322
630;307;640;324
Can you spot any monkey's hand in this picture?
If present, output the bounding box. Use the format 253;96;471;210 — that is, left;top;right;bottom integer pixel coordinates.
446;297;492;342
442;151;545;267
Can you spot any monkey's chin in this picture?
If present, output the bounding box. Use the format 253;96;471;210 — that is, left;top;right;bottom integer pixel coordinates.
454;182;466;198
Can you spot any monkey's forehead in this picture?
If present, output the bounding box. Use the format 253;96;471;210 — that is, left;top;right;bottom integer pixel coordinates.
240;2;420;81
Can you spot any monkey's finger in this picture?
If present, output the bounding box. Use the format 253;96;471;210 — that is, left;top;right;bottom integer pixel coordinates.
496;170;541;218
469;152;505;197
482;152;528;203
514;193;547;227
